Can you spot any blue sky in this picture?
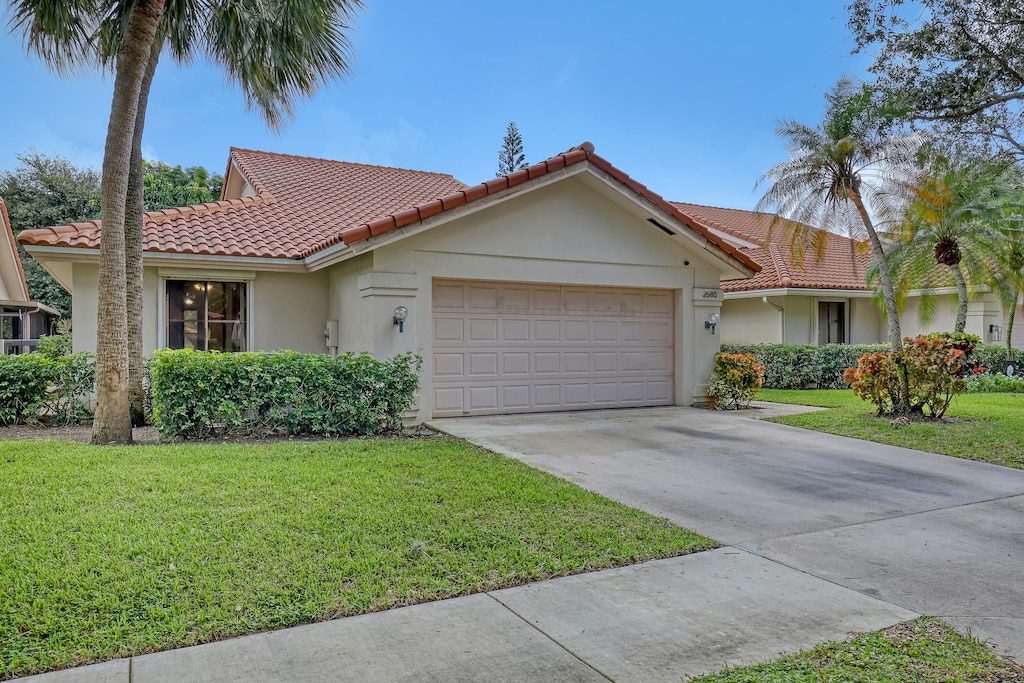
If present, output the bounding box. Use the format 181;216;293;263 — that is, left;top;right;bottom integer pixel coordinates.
0;1;871;211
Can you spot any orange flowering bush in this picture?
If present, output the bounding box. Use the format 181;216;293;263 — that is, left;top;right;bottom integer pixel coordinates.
707;353;765;410
904;333;984;417
844;352;899;415
845;333;984;418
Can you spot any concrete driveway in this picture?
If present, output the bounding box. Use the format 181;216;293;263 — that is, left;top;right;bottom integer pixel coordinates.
431;406;1024;660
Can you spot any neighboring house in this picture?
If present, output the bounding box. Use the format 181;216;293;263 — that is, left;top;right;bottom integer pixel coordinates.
673;203;1015;347
17;143;759;421
0;197;58;353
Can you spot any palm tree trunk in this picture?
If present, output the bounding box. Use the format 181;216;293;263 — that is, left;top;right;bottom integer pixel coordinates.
91;0;166;445
126;38;161;427
950;264;968;333
849;190;910;415
1009;292;1018;360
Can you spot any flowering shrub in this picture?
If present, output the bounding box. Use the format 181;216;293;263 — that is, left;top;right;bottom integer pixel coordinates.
845;333;983;418
707;352;765;410
150;349;422;439
844;352;899;416
904;333;984;417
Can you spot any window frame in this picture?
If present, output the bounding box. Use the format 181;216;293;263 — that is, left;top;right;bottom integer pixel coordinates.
816;299;848;345
158;269;255;351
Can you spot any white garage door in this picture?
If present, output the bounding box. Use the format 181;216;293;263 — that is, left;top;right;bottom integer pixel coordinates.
431;279;674;417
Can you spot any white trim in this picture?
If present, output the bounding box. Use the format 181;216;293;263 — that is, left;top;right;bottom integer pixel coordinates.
24;245;306;272
725;287;876;300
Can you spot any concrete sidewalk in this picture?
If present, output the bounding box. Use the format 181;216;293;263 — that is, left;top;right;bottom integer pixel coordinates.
21;549;915;683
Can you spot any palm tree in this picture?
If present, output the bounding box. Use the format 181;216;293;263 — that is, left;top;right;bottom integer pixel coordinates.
10;0;363;443
756;78;924;414
989;200;1024;358
885;160;1017;333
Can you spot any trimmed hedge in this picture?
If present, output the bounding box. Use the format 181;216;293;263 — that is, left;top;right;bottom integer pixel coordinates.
0;337;95;426
721;343;889;389
150;349;422;439
724;342;1024;391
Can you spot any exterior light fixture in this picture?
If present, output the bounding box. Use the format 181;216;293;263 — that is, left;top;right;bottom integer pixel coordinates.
704;312;720;334
393;306;409;333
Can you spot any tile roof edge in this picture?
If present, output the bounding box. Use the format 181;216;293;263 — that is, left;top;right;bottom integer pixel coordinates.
16;193;274;249
1;197;31;300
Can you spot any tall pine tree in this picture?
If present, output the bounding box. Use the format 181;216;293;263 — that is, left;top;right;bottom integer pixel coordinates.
497;122;527;176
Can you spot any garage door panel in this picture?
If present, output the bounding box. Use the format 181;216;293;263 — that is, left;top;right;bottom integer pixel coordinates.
468;353;498;376
564;320;590;342
433;353;464;377
468;285;499;309
535;384;561;406
434;317;464;342
502;352;531;375
564;352;590;373
432;280;675;417
534;352;560;374
469;386;498;410
434;387;465;413
534;320;561;342
645;292;673;315
502;385;531;408
501;318;530;341
564;383;590;405
534;288;561;311
501;286;531;310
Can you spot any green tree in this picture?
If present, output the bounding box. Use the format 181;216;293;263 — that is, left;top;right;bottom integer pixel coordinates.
848;0;1024;157
497;121;527;176
0;151;101;315
142;161;223;210
756;78;924;414
10;0;363;443
883;159;1018;333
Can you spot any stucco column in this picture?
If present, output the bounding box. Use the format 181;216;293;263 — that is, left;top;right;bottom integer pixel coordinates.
691;286;724;405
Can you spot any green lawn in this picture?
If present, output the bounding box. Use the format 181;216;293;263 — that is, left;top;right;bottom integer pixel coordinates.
0;438;714;678
758;389;1024;468
691;617;1021;682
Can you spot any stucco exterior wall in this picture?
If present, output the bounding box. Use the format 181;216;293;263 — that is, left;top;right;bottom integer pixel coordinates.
721;297;782;344
71;263;98;354
851;298;884;344
901;292;1004;344
252;270;329;353
901;295;959;338
327;177;726;420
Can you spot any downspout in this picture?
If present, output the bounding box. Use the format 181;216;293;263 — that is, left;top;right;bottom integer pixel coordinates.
763;296;784;343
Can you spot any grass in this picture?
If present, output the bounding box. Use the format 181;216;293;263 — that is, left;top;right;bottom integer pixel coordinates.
758;389;1024;469
690;617;1022;682
0;437;714;678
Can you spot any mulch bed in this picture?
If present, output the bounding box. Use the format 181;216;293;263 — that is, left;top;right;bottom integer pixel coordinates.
0;423;442;445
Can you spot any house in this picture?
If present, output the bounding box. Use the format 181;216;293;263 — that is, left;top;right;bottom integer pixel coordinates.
0;198;58;353
673;203;1018;347
17;143;759;421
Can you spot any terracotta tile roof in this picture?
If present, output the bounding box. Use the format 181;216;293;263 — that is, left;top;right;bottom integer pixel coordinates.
0;196;31;302
17;144;760;274
672;202;872;292
17;149;467;259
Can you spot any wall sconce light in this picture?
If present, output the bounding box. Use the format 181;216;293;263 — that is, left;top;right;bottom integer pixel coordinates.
393;306;409;333
705;312;720;335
